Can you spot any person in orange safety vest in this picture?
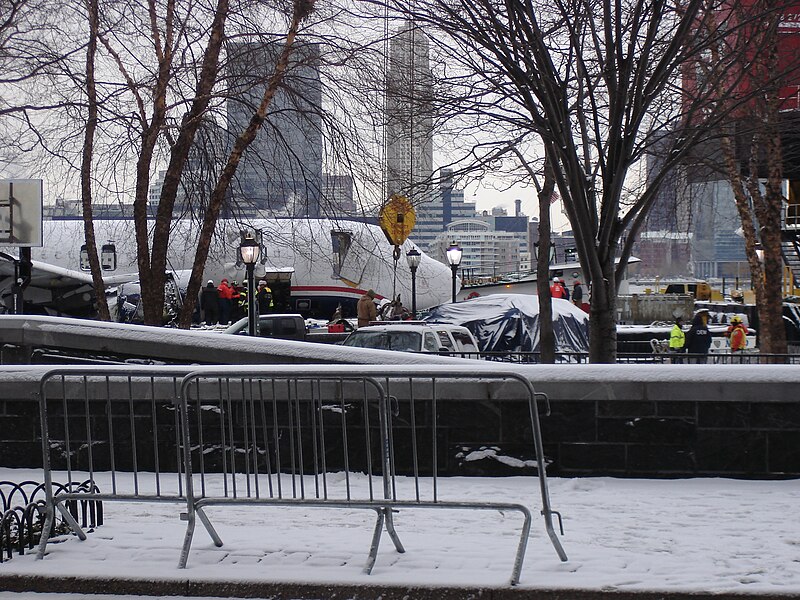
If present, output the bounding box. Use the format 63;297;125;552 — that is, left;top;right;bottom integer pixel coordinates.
726;315;748;352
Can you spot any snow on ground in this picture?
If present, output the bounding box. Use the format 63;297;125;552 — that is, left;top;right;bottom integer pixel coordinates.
3;596;225;600
2;468;800;595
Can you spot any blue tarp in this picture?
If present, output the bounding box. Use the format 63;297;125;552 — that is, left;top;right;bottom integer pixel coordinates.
424;293;589;353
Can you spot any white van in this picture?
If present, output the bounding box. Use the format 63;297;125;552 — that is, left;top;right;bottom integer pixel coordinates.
341;323;480;355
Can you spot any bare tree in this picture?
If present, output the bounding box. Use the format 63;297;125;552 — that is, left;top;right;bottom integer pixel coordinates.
177;0;317;327
511;146;556;362
369;0;793;362
79;0;111;320
140;0;230;325
703;1;795;354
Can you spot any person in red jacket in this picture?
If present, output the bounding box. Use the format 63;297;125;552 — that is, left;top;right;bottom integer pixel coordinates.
550;277;566;299
217;278;234;324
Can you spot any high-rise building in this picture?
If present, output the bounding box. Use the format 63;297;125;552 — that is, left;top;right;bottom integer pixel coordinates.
322;174;355;216
434;219;520;278
385;21;434;206
412;168;476;252
475;207;529;262
226;41;323;217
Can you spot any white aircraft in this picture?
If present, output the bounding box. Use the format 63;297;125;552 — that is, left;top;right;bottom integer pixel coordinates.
0;217;456;321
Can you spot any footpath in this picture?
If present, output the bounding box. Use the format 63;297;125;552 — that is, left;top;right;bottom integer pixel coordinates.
2;471;799;599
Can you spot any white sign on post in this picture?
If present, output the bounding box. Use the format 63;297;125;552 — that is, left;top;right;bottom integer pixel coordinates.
0;179;44;247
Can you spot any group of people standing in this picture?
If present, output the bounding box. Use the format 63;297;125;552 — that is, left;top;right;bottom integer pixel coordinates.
197;278;274;325
669;310;748;363
550;277;588;312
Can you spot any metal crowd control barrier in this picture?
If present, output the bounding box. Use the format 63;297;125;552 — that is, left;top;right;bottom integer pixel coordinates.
35;366;223;559
177;365;567;585
35;364;567;585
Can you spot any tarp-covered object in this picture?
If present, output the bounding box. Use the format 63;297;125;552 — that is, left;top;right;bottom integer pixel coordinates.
425;293;589;353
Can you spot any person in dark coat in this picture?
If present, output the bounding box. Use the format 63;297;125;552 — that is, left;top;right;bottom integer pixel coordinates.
685;309;712;363
572;281;584;306
256;280;273;315
200;280;219;325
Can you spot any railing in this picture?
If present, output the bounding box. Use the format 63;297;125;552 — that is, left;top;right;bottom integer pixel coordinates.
1;479;101;562
36;367;204;559
426;351;800;364
36;365;567;586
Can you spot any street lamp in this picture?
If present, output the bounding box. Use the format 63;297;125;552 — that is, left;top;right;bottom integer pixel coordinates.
445;241;462;304
406;248;421;319
239;235;261;336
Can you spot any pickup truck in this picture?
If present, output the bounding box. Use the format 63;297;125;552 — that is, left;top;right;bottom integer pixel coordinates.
224;314;350;344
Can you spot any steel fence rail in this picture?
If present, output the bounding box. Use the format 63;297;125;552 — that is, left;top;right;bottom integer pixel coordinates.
35;366;222;560
34;364;567;586
175;367;567;585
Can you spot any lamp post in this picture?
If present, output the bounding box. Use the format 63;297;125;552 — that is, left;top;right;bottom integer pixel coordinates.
406;248;421;319
445;242;462;304
239;235;261;336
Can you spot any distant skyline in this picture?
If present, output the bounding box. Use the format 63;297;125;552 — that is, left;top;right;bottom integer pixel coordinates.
468;180;572;232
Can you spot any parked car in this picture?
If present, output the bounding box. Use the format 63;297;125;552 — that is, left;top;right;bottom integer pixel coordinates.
661;281;713;301
341;323;480;355
224;314;306;341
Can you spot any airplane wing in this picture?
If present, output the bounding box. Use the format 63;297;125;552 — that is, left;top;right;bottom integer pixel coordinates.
0;251;139;317
0;252;138;288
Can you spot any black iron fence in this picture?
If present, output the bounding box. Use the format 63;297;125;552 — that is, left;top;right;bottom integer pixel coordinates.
425;351;800;364
1;479;101;562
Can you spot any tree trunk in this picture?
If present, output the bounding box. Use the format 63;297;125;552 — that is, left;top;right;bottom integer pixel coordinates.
588;261;617;364
512;145;556;362
711;0;787;358
123;0;175;326
536;154;556;363
756;110;788;356
721;129;787;357
147;0;230;326
80;0;110;321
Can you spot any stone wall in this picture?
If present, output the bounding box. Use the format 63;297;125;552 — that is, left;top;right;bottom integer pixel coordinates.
3;366;799;478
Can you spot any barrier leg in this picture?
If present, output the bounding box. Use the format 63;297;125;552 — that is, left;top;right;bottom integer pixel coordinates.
383;508;405;553
543;508;568;562
510;507;532;586
363;508;385;574
178;509;196;569
180;503;223;568
196;506;223;547
57;502;87;541
35;505;54;559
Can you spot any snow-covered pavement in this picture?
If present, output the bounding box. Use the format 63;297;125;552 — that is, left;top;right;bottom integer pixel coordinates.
2;469;800;597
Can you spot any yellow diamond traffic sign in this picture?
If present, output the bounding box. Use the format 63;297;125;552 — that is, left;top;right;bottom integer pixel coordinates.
379;194;416;246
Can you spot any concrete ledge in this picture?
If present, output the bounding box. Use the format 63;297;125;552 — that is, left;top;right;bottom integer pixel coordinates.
0;315;464;366
0;574;794;599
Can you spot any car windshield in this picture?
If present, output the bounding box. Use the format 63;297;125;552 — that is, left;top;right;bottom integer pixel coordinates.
451;330;479;352
343;331;422;352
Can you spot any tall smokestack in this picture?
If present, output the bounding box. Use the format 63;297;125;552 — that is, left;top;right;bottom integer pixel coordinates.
515;199;521;217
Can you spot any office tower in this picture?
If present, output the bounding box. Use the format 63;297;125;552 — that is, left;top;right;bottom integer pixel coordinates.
385;21;434;206
412;168;476;252
226;41;323;217
322;174;355;216
434;221;520;278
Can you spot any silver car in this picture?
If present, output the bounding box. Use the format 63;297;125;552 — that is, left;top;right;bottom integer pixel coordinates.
341;323;479;355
